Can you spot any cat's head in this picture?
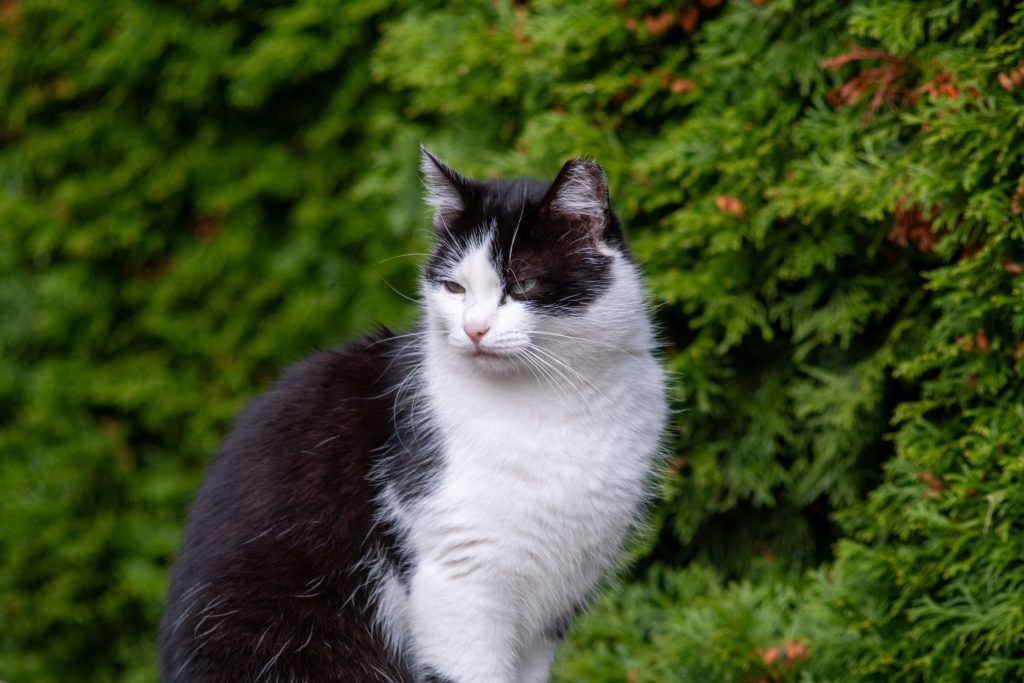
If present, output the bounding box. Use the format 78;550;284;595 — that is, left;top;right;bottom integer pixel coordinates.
419;148;650;375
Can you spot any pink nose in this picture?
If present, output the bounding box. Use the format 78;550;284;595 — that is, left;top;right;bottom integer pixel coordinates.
464;322;490;345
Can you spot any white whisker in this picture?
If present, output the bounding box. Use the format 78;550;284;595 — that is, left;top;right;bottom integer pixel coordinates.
377;252;430;264
380;278;420;305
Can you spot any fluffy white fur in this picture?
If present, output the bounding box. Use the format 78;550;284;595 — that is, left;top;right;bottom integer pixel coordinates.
376;229;667;682
548;161;608;222
421;149;466;231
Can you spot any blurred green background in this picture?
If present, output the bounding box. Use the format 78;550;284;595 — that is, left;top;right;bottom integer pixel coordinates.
2;1;1024;681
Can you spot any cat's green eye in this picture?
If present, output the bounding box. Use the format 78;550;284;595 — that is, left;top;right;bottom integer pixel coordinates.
442;280;465;294
509;278;538;297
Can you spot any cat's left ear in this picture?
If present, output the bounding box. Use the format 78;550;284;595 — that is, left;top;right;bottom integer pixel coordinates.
541;158;610;244
420;147;467;232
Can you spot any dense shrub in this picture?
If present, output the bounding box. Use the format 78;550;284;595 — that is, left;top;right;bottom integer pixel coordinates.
2;0;1022;681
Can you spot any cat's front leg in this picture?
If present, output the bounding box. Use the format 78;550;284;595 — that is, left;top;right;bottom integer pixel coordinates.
516;634;560;683
407;562;518;683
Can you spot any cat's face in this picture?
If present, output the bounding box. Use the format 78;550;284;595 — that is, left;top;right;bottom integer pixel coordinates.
419;150;638;374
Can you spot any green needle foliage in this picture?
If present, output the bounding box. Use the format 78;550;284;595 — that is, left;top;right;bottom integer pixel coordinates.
2;1;1023;681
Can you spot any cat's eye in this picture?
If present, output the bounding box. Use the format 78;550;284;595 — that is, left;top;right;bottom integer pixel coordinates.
442;280;465;294
509;278;538;297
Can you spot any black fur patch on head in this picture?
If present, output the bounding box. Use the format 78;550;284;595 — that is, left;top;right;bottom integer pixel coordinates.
421;153;629;315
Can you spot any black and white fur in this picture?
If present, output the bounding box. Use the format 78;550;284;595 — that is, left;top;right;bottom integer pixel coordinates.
159;150;668;682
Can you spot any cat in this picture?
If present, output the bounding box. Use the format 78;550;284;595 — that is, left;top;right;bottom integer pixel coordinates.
159;149;668;683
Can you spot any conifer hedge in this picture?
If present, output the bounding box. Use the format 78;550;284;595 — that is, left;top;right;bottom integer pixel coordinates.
2;1;1022;681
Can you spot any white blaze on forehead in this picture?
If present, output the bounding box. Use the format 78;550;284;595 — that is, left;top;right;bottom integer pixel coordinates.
455;240;503;327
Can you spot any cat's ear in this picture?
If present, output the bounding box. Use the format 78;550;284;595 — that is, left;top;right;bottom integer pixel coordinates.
541;158;610;243
420;147;466;232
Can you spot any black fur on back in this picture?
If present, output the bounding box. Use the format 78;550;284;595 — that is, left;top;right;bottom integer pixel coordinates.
159;333;418;682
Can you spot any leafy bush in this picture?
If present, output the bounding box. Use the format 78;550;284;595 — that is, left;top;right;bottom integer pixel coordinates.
2;0;1022;681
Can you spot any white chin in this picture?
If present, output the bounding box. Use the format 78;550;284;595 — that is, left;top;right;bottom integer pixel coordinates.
463;348;518;373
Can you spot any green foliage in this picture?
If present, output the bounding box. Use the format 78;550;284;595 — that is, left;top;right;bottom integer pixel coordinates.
2;0;1023;681
553;565;820;683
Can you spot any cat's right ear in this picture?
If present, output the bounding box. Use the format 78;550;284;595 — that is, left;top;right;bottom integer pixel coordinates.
420;147;466;232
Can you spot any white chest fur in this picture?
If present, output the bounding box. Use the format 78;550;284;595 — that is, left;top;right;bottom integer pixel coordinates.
422;352;663;592
388;343;665;682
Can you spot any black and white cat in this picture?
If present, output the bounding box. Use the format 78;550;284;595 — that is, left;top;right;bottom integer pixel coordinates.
159;150;668;682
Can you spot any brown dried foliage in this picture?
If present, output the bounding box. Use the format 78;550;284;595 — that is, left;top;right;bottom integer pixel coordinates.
888;195;937;252
822;44;911;123
918;470;945;496
715;195;745;218
1010;184;1024;215
997;66;1024;91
